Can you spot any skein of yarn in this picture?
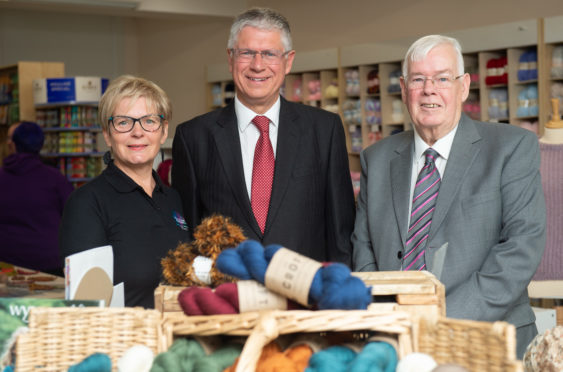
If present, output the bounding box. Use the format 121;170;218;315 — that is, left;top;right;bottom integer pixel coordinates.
215;240;372;310
67;353;111;372
305;341;398;372
305;345;357;372
396;353;437;372
348;342;398;372
117;345;154;372
150;338;241;372
226;341;313;372
178;282;302;315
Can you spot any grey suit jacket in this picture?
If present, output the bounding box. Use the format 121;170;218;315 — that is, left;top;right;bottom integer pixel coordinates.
172;97;356;265
352;114;545;337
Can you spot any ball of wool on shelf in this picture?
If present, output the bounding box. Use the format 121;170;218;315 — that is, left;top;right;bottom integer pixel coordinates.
215;240;372;310
67;353;111;372
396;353;437;372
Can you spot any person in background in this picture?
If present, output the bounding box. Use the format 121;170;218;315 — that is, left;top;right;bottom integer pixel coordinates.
60;75;190;308
172;7;355;265
351;34;546;358
0;121;73;275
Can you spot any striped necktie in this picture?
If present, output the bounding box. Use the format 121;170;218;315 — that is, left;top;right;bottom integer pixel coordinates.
403;148;441;271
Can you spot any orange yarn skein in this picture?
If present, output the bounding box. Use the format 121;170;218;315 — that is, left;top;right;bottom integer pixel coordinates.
224;342;313;372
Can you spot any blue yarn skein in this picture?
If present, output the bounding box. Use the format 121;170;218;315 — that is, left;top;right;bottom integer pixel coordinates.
305;345;357;372
348;342;398;372
216;240;372;310
67;353;111;372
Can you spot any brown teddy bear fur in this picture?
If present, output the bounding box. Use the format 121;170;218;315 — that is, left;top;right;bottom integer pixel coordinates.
161;214;247;287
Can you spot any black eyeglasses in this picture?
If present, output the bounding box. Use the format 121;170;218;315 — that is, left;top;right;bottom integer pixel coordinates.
108;114;164;133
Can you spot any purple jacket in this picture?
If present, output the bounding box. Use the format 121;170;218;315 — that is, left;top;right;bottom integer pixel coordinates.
0;153;74;271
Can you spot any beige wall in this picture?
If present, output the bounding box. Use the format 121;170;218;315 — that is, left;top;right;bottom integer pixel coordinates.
2;0;563;136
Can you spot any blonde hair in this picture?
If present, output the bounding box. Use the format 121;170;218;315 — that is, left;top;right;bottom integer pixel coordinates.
98;75;172;131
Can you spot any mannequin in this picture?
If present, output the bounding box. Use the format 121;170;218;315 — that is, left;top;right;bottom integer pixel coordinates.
539;99;563;144
531;98;563;290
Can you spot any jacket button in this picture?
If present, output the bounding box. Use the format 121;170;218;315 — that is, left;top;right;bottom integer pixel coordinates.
397;251;403;259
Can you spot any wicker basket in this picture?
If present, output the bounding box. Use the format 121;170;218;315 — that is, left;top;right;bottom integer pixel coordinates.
416;315;523;372
162;307;414;372
15;307;164;372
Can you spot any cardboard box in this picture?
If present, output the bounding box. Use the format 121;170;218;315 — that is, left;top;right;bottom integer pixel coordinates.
32;76;108;105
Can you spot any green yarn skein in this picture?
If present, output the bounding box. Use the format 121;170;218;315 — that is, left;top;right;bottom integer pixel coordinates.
150;338;241;372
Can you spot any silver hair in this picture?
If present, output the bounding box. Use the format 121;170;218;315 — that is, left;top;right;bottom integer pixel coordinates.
227;7;292;52
402;35;464;78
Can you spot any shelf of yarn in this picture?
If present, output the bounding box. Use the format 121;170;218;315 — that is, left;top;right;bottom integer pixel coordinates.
508;48;539;133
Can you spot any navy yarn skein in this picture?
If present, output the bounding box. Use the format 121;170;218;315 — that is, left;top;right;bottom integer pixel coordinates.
215;240;372;310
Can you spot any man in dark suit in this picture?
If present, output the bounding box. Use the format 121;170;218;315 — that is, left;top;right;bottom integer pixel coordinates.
172;8;355;264
352;35;546;358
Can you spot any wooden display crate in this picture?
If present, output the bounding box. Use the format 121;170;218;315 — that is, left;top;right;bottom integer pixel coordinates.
353;271;446;318
154;270;445;318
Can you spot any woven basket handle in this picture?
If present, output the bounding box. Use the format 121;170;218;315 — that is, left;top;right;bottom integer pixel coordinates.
235;312;280;372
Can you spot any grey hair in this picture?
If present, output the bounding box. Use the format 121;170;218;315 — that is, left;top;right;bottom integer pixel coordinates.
227;7;292;52
402;35;464;78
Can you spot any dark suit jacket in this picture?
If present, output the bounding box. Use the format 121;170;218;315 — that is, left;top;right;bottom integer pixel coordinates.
172;97;356;265
352;114;546;355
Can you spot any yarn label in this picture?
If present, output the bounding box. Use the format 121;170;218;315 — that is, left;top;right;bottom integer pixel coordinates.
264;247;322;306
192;256;212;285
237;281;287;312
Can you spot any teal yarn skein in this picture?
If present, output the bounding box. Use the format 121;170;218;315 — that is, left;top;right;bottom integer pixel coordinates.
215;240;372;310
67;353;111;372
348;342;398;372
305;345;357;372
305;342;398;372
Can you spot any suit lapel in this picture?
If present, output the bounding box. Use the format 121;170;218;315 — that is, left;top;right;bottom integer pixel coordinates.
429;114;482;239
265;98;300;234
390;134;415;249
214;103;261;236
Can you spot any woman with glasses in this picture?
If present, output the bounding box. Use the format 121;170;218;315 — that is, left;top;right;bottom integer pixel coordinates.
60;75;190;308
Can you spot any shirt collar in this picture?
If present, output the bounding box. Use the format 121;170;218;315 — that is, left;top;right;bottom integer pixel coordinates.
413;123;459;161
104;160;166;194
234;94;280;132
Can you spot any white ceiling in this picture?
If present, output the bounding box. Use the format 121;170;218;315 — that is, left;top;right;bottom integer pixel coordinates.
0;0;247;19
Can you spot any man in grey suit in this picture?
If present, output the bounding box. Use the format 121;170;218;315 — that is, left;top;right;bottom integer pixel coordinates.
172;8;355;264
352;34;545;358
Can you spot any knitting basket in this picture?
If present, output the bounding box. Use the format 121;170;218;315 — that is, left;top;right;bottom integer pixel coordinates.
416;315;523;372
14;307;164;372
162;307;415;372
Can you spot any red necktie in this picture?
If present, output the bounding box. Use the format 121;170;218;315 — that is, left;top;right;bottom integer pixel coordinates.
251;115;275;233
